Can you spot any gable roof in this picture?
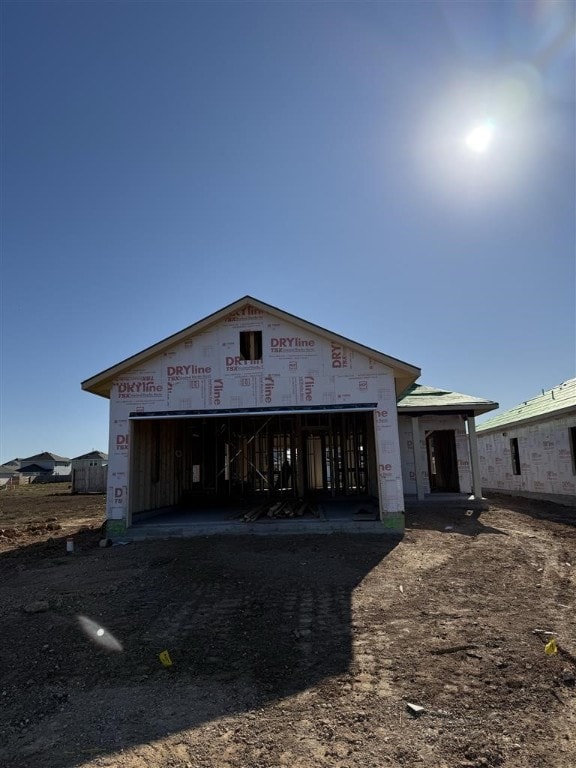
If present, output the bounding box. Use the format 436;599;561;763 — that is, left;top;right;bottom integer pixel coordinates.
82;295;421;398
477;378;576;433
0;463;19;474
18;463;51;473
397;384;498;416
71;451;108;461
21;452;71;463
3;458;22;468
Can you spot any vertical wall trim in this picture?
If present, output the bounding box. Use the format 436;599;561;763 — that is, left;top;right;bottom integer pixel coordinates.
466;416;483;499
126;419;134;528
411;416;425;500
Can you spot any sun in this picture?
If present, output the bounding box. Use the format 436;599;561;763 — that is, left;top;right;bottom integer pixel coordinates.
465;121;494;154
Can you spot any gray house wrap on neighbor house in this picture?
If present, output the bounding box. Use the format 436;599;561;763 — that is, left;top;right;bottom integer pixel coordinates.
82;296;498;537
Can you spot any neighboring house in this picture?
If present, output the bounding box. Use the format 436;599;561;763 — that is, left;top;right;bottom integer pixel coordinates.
71;451;108;469
17;452;71;480
18;463;52;475
477;378;576;504
0;463;20;487
71;451;108;494
2;458;22;470
82;296;498;537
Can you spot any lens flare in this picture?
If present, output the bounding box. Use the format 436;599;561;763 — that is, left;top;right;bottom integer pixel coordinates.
465;122;495;153
78;615;123;652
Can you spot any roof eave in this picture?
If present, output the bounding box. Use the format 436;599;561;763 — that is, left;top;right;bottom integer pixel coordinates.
477;403;576;434
397;402;499;416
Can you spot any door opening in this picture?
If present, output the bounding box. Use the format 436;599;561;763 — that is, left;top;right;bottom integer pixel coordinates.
425;430;459;492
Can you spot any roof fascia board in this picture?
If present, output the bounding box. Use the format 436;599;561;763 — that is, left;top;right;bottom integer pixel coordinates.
397;408;476;417
82;295;420;398
397;405;498;416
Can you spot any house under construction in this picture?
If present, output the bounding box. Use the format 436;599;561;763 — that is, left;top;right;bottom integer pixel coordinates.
82;296;498;537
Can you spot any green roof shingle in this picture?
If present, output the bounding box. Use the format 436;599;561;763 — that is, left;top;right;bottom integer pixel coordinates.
397;384;498;415
476;378;576;433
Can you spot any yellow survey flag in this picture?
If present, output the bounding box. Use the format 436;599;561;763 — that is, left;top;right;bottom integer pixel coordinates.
544;638;558;656
159;650;173;667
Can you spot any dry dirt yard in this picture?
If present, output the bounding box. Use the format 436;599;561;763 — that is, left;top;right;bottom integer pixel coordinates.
0;485;575;768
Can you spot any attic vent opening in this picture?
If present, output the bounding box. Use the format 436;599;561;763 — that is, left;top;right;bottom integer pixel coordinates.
240;331;262;361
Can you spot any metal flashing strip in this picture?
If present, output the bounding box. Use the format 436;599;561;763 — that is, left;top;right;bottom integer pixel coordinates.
129;403;378;419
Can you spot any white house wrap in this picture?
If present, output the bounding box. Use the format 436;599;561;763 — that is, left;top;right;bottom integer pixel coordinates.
477;379;576;504
82;297;498;537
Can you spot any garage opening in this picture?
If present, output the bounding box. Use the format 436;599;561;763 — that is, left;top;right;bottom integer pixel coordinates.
129;410;378;523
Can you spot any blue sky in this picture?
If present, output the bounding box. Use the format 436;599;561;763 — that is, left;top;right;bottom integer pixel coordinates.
1;0;574;463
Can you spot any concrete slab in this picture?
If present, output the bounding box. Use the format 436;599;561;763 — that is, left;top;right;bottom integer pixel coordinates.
404;493;488;511
125;499;389;540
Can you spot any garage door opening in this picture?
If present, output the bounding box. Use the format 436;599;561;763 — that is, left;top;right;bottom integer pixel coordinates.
128;411;378;525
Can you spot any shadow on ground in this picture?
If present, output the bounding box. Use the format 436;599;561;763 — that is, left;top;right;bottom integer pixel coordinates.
0;531;397;768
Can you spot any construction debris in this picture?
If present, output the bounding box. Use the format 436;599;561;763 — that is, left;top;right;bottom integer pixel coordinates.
241;499;320;522
23;601;49;614
354;508;378;521
533;630;576;664
430;643;479;655
544;638;558;656
561;670;576;687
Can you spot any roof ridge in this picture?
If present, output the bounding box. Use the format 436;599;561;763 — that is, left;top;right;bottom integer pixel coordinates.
522;377;576;404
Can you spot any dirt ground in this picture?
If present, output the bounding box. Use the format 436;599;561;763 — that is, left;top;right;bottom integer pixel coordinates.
1;485;575;768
